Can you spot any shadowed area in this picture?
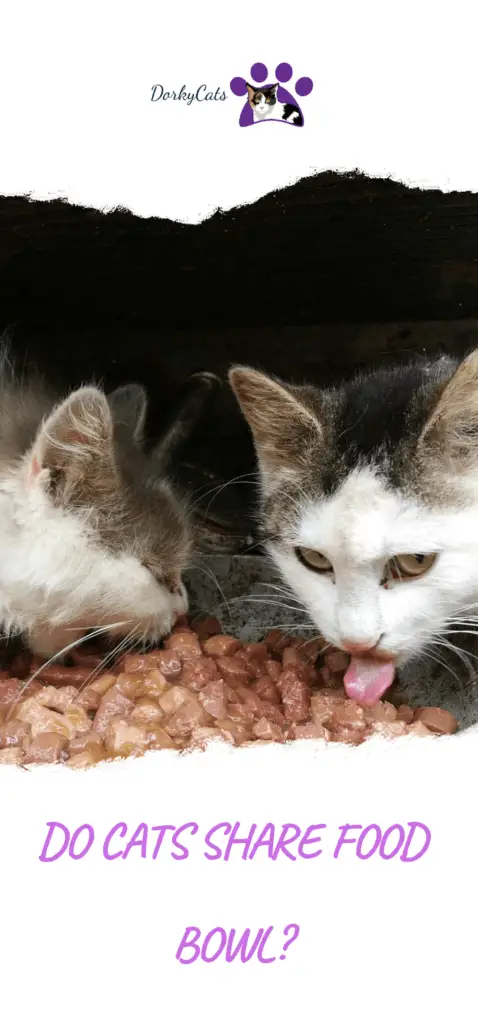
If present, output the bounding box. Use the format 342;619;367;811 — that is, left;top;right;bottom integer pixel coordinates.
1;171;478;543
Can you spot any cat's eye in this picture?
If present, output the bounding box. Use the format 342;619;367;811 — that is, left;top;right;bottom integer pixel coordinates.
295;547;333;573
390;553;437;579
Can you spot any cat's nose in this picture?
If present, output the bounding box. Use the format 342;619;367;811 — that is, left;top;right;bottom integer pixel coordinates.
340;638;379;655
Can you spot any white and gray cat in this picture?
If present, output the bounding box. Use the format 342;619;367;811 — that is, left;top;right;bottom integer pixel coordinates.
246;83;303;126
0;347;216;659
230;351;478;729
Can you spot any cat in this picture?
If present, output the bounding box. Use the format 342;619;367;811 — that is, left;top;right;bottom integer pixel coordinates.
0;346;209;660
246;83;303;126
230;351;478;728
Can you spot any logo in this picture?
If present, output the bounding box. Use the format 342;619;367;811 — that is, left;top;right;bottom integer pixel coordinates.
230;62;313;127
151;84;227;106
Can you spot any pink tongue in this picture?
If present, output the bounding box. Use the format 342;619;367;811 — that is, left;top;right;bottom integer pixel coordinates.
343;657;396;707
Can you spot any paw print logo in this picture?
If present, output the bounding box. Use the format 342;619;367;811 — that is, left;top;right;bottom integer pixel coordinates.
230;62;313;127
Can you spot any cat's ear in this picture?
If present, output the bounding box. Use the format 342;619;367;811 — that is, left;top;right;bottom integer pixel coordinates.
418;349;478;462
229;366;322;482
246;83;255;100
109;383;147;444
270;83;278;95
28;386;117;502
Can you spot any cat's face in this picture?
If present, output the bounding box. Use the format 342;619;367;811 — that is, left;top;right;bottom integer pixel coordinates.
230;354;478;701
7;384;189;656
246;82;278;115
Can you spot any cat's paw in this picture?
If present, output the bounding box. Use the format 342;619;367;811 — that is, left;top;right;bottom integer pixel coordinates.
230;62;313;127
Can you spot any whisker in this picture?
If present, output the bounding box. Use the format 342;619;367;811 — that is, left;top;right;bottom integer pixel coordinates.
241;534;280;555
189;472;259;514
221;596;305;614
421;645;460;683
6;620;132;721
189;561;232;617
66;628;141;710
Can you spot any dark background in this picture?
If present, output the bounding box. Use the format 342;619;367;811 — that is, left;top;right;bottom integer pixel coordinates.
1;170;478;538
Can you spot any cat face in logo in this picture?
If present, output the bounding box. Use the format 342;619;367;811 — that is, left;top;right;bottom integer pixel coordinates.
246;82;278;117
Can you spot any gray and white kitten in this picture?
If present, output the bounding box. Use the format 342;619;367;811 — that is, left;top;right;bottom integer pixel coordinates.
0;350;191;657
230;351;478;727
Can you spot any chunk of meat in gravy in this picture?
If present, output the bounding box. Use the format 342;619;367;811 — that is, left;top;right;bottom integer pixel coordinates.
192;616;222;644
93;688;135;735
333;700;366;731
198;680;228;720
135;670;168;701
124;651;182;680
164;632;202;660
191;725;230;749
164;695;210;738
158;686;190;715
105;717;151;758
365;701;397;723
254;676;280;705
64;705;94;734
324;651;350;674
333;726;365;745
68;747;105;768
69;731;105;756
256;703;286;728
370;721;407;739
71;650;103;668
203;635;241;658
233;648;264;678
71;673;114;711
252;718;283;742
114;672;146;701
36;686;79;713
226;703;255;726
293;721;330;740
24;732;68;764
73;686;102;712
156;651;182;679
263;630;290;655
282;646;316;684
17;699;76;740
35;665;92;687
179;657;219;692
0;678;40;711
397;705;414;725
414;707;457;735
277;668;310;723
0;623;459;768
215;657;249;688
0;747;24;764
147;726;179;750
123;652;163;673
265;660;281;682
0;719;30;749
234;685;265;714
215;718;252;744
130;699;164;725
234;643;269;678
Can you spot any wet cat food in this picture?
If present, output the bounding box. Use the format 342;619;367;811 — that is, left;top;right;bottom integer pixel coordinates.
0;618;457;768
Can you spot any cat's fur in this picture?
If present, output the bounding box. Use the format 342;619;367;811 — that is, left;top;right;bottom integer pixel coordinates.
0;349;190;657
230;353;478;727
246;83;303;126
